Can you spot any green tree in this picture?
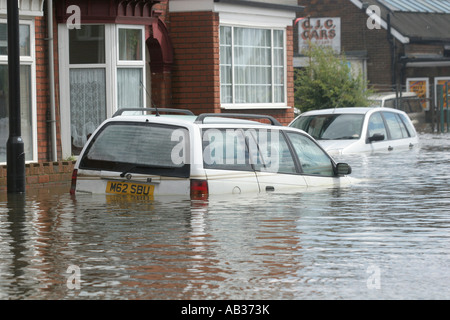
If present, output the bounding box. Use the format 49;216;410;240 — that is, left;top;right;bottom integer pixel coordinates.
294;44;373;112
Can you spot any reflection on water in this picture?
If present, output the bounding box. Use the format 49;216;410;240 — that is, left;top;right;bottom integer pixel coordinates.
0;133;449;299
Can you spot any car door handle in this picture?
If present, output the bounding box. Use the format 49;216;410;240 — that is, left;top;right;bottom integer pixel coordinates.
409;143;414;149
266;186;275;192
388;146;393;151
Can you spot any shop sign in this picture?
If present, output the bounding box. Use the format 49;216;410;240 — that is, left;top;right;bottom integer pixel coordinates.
298;17;341;54
407;78;429;110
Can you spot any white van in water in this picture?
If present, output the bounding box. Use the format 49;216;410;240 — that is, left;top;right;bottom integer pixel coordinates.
70;109;352;199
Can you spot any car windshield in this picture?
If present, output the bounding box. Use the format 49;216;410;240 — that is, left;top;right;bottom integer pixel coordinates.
291;113;364;140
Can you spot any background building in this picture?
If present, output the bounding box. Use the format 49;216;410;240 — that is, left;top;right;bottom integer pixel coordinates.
295;0;450;119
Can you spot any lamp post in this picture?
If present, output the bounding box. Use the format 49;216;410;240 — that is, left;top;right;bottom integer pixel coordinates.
7;0;26;194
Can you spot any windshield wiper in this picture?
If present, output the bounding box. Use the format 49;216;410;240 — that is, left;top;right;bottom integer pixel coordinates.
334;136;359;140
120;166;138;177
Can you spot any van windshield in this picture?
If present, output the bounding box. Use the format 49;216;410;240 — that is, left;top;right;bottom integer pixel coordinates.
79;122;190;177
291;114;364;140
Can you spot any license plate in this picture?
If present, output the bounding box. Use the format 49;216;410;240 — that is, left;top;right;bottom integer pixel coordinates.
106;181;155;196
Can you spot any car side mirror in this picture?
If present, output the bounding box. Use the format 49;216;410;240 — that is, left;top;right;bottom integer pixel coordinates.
336;163;352;176
369;133;385;142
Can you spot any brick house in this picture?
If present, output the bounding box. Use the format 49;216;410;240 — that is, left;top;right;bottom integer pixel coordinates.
295;0;450;117
0;0;302;191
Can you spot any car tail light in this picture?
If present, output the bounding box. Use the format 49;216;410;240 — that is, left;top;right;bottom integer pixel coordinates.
70;169;78;195
190;179;208;200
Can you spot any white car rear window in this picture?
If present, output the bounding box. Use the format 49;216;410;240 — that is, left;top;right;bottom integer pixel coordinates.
79;122;190;177
87;124;185;166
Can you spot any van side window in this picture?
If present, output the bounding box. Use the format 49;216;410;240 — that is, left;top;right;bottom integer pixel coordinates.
367;112;387;142
286;132;334;176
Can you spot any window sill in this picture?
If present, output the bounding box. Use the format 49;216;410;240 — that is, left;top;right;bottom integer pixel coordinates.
221;104;292;110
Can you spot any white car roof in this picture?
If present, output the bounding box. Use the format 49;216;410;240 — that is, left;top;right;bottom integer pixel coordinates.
299;107;374;116
298;107;406;116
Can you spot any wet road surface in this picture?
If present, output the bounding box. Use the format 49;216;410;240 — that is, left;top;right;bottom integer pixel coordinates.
0;133;449;299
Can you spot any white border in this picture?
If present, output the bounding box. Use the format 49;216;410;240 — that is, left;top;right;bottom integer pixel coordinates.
216;2;296;28
169;0;215;12
169;0;296;26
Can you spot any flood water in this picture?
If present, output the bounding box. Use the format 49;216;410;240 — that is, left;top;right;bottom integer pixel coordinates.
0;133;449;300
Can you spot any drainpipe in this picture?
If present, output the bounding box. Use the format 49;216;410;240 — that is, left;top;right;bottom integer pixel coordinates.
47;0;57;162
387;13;397;94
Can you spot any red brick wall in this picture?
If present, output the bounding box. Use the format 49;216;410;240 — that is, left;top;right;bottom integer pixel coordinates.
151;72;172;108
286;25;295;124
35;11;62;163
150;0;171;108
0;161;74;192
35;15;50;162
170;11;221;115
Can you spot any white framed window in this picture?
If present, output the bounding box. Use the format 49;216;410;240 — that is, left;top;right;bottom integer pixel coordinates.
220;25;286;109
0;19;37;164
59;23;146;157
116;25;145;110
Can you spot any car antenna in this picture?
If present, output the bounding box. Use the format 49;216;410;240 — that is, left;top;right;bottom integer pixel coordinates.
140;80;160;117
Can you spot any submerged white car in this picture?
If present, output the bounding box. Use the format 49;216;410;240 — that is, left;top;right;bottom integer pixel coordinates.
289;107;419;155
70;108;352;199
